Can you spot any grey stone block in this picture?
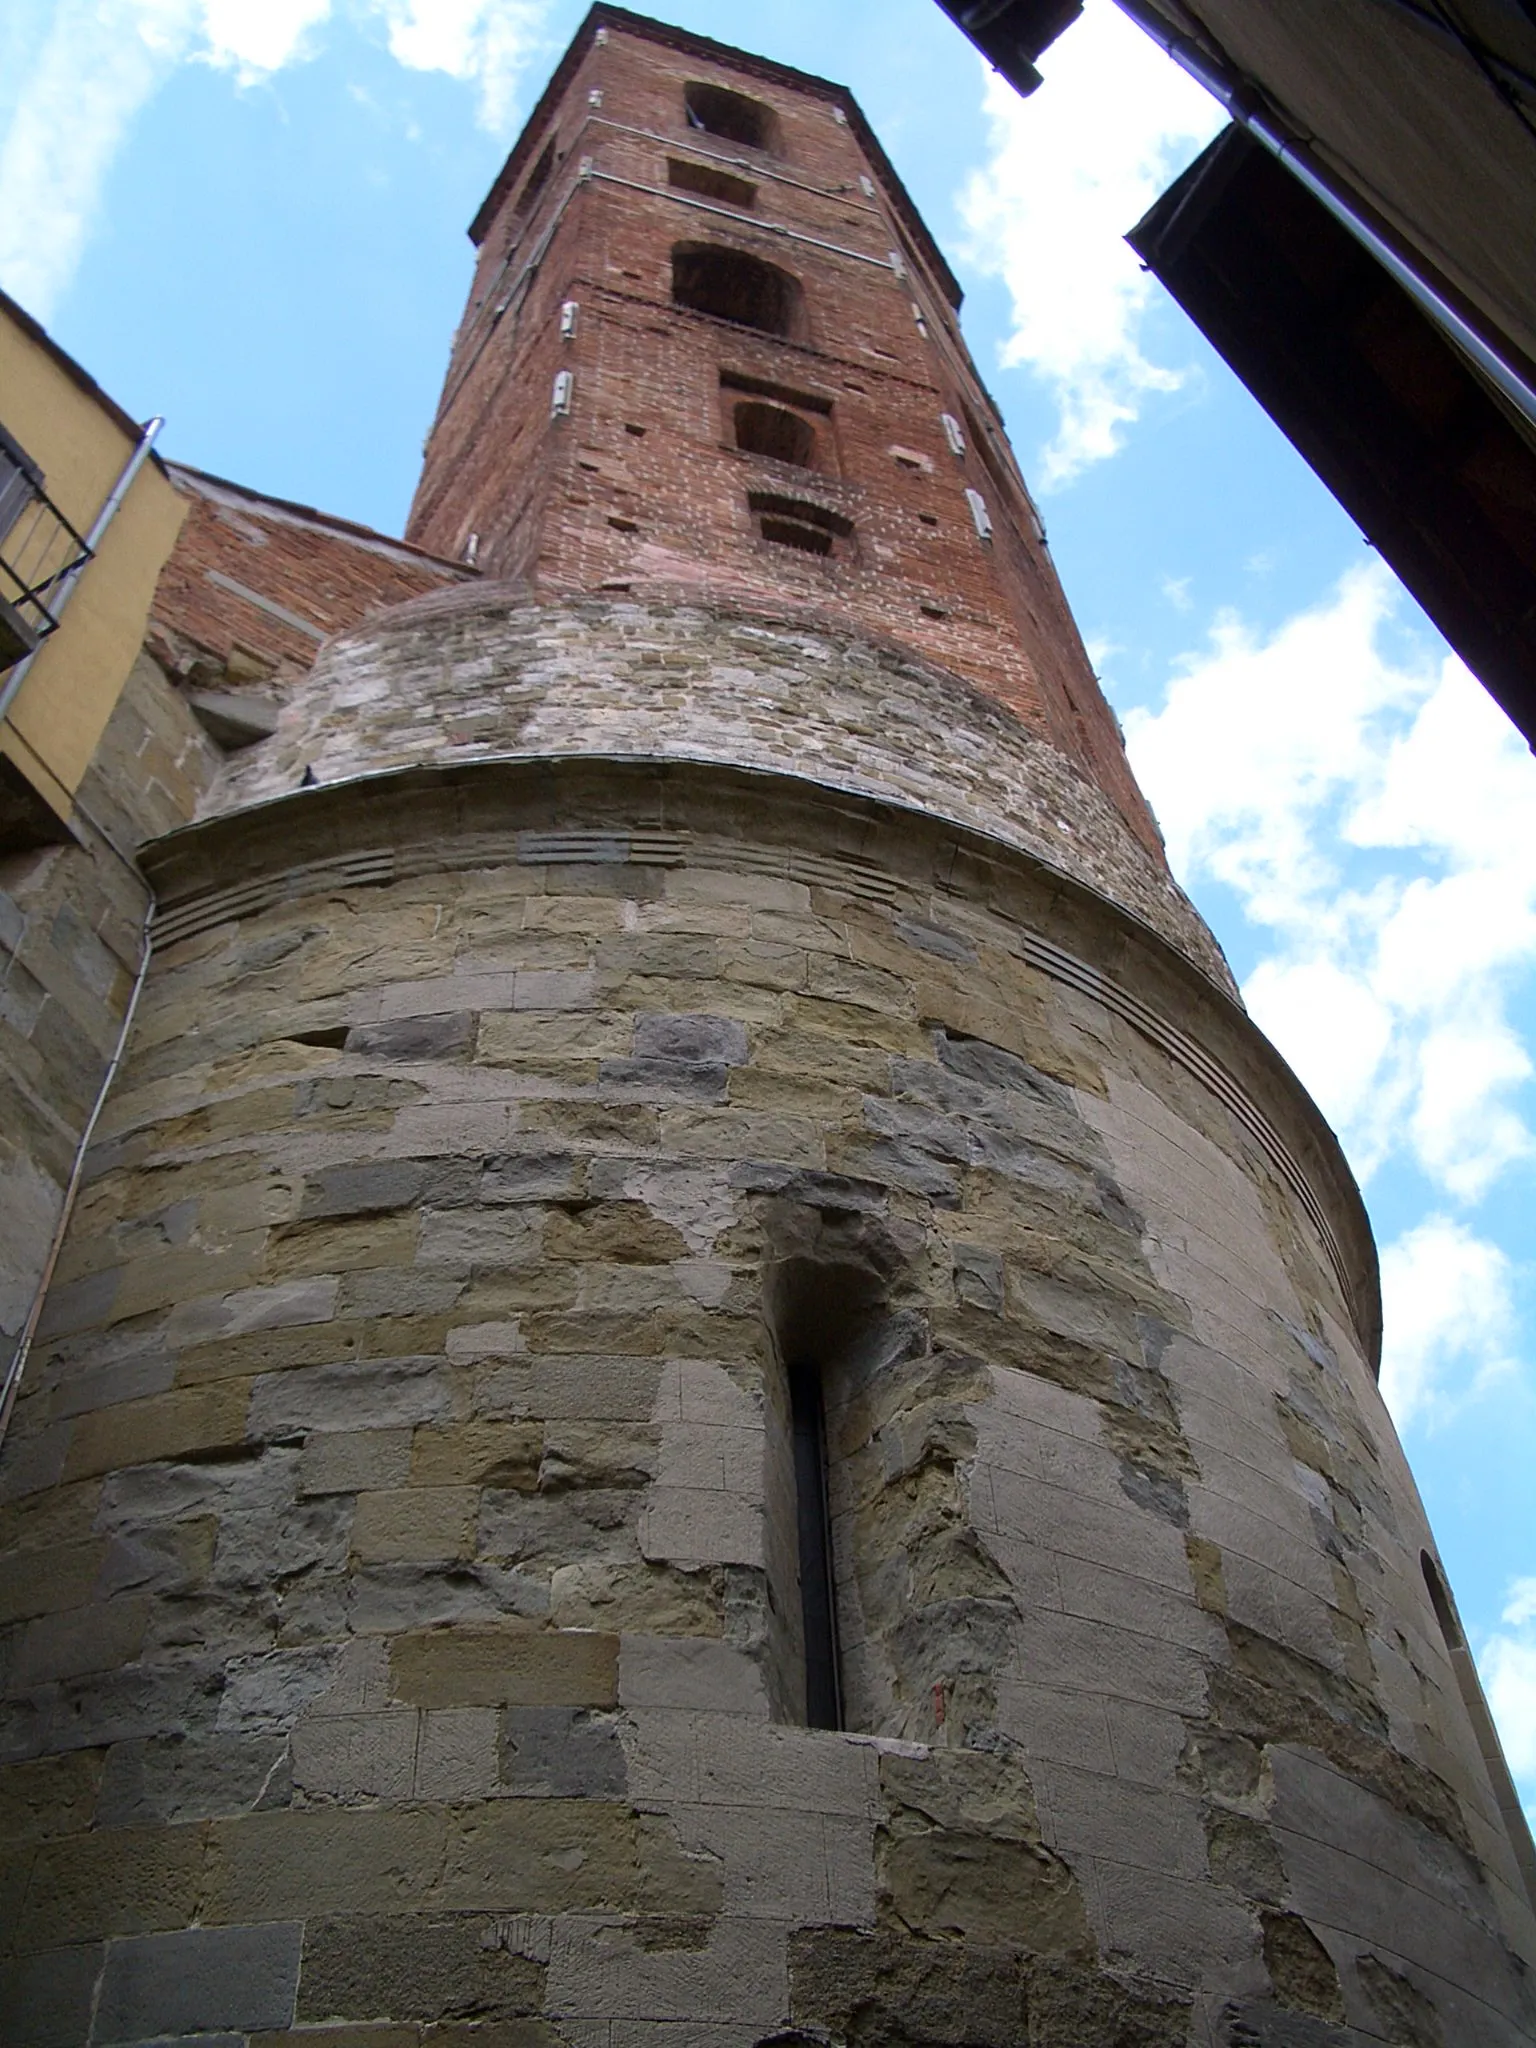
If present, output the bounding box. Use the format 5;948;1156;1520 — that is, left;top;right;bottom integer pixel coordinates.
217;1645;342;1733
299;1160;427;1219
481;1151;582;1203
248;1356;461;1437
633;1013;749;1064
499;1706;627;1796
893;915;976;963
0;1943;102;2048
346;1010;475;1061
93;1922;302;2041
96;1733;292;1824
598;1058;730;1101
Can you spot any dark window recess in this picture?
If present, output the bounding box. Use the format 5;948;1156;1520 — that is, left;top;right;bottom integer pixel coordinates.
749;492;851;556
672;244;804;338
667;158;757;208
721;369;832;414
734;401;816;468
514;137;556;216
789;1358;842;1730
684;80;777;152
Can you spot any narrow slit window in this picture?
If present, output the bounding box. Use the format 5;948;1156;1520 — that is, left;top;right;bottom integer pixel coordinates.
789;1358;842;1729
514;137;556;217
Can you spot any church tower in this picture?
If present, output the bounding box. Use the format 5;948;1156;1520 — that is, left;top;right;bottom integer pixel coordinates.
2;9;1533;2045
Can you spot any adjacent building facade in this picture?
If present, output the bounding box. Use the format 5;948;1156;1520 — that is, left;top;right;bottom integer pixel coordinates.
2;10;1534;2046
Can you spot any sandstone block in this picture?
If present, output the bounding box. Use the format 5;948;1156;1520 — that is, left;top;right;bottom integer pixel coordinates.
411;1420;542;1489
0;1539;104;1626
296;1913;545;2024
351;1488;478;1564
390;1624;619;1709
12;1597;148;1687
64;1383;250;1480
266;1215;420;1280
95;1920;303;2041
0;1751;104;1847
618;1637;768;1716
204;1809;446;1923
478;1013;629;1063
438;1800;721;1916
18;1823;207;1950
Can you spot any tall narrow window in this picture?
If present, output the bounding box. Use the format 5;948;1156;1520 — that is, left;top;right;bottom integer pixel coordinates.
788;1359;841;1728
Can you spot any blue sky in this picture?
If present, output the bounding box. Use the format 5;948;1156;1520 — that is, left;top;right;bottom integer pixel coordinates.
3;0;1532;1810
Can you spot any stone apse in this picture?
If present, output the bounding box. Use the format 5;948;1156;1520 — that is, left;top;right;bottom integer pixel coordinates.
2;8;1533;2045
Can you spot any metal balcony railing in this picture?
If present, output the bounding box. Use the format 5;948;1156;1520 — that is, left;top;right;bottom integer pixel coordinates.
0;424;94;675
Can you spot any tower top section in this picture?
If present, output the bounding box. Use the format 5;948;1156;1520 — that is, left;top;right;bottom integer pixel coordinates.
407;5;1164;859
468;4;963;312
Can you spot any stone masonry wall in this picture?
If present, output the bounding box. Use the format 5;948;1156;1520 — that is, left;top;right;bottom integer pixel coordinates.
1;757;1529;2046
0;654;220;1387
202;592;1233;995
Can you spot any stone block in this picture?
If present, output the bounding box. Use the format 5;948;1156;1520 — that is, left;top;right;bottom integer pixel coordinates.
96;1734;292;1825
639;1487;763;1568
438;1801;721;1916
351;1488;477;1564
0;1942;102;2048
266;1215;420;1282
410;1421;542;1490
296;1913;545;2023
18;1824;207;1950
291;1711;418;1801
300;1162;428;1221
618;1637;768;1716
544;1912;783;2025
0;1752;103;1848
415;1709;499;1801
0;1540;104;1626
480;1152;585;1203
217;1645;343;1734
478;1013;629;1063
204;1809;447;1923
94;1921;303;2041
418;1208;542;1271
390;1624;618;1709
164;1276;340;1348
300;1428;414;1495
499;1707;627;1797
346;1012;475;1062
64;1383;251;1480
632;1014;749;1065
249;1358;463;1437
12;1597;148;1687
693;1722;880;1818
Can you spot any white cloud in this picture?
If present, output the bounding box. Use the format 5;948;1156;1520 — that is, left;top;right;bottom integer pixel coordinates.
1378;1216;1515;1429
1122;561;1536;1200
956;0;1224;487
0;0;546;319
1480;1577;1536;1789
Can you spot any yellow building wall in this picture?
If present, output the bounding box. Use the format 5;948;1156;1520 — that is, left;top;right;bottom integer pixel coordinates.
0;307;185;823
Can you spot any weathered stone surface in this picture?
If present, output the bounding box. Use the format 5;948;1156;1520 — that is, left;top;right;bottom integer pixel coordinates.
0;1942;103;2048
499;1706;627;1796
390;1625;618;1708
297;1914;544;2023
95;1920;303;2040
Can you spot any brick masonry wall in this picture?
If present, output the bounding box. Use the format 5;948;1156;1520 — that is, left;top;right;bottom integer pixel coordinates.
1;756;1531;2045
0;655;220;1384
407;18;1159;857
204;589;1234;994
148;468;471;696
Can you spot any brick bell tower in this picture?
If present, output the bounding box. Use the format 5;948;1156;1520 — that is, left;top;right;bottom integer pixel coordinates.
3;8;1534;2047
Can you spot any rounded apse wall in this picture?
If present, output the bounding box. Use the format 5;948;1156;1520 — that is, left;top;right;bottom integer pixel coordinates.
204;589;1230;991
2;744;1532;2046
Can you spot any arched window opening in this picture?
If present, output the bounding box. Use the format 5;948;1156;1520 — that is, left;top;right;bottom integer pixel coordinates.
671;244;804;339
514;137;556;217
1421;1552;1536;1908
748;491;851;558
684;80;778;153
668;158;757;209
734;401;816;469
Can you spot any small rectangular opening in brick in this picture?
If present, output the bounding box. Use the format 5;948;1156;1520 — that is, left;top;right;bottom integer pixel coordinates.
667;158;757;208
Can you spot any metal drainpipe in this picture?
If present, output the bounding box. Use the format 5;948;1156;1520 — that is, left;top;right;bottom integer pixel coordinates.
0;415;165;728
0;899;156;1449
1112;0;1536;432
